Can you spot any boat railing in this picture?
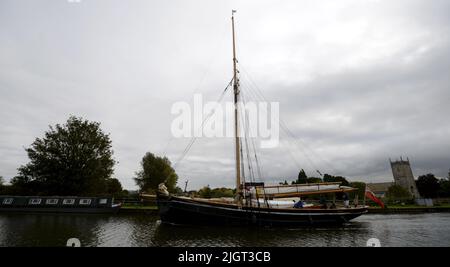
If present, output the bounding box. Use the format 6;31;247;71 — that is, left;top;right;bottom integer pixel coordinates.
249;198;365;210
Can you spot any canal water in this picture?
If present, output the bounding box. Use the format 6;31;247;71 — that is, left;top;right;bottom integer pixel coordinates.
0;213;449;247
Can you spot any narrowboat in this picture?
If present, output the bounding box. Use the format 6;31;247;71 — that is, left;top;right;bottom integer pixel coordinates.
0;196;121;214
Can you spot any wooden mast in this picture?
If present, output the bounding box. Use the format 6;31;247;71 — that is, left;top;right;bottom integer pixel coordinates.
232;10;242;203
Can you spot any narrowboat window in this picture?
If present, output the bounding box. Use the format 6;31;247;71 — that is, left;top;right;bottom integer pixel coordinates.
99;198;108;204
29;198;42;205
79;199;91;205
2;198;14;205
46;199;59;205
63;199;75;205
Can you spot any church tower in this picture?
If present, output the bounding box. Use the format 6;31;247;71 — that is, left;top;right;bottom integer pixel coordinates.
390;157;420;198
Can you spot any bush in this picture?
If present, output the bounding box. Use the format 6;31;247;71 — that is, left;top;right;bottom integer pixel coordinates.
386;184;412;203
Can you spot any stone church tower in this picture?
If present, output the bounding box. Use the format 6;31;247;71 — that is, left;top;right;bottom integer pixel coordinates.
390;157;420;198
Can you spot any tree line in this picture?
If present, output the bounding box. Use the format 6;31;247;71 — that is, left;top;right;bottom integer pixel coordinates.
183;170;450;201
1;116;449;200
282;169;450;203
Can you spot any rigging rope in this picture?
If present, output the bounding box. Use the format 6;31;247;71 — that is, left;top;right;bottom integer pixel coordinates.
240;90;263;183
241;99;256;183
239;76;317;169
171;78;234;172
240;139;246;185
238;65;338;176
239;77;306;170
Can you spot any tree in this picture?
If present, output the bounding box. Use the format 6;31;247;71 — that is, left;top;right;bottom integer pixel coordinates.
0;181;12;195
0;176;4;194
296;169;308;184
307;177;323;184
106;178;123;197
12;116;115;196
134;152;178;193
349;182;366;201
386;184;412;201
174;187;184;195
211;187;234;198
416;174;440;198
439;179;450;198
198;186;212;199
323;174;350;186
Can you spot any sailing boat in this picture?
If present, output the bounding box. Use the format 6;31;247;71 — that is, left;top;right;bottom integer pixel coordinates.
156;12;368;226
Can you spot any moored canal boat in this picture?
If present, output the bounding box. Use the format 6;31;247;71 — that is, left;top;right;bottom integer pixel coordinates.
0;196;121;214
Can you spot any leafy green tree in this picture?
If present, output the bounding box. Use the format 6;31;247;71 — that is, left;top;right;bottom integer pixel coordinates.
198;186;212;198
296;169;308;184
349;181;366;200
0;176;4;194
323;174;350;186
211;187;235;198
106;178;123;197
12;116;115;196
416;174;440;198
134;152;178;193
439;179;450;198
386;184;412;201
307;177;323;184
0;183;12;195
120;190;130;198
174;187;184;195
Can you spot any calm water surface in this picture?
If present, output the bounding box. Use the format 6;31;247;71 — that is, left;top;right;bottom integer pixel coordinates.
0;213;449;247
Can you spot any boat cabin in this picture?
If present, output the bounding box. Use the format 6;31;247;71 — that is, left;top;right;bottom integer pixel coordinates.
0;196;119;213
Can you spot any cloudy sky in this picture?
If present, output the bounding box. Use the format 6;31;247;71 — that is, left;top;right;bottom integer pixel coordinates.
1;0;449;190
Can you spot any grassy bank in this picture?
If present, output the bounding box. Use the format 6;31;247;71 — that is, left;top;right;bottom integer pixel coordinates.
368;204;450;214
118;204;158;214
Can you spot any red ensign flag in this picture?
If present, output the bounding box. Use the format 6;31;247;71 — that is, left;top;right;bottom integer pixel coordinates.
365;188;385;209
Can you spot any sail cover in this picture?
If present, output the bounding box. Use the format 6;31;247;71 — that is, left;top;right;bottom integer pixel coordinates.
248;183;355;198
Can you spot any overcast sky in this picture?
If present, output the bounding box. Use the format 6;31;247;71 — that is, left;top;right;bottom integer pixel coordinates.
1;0;449;190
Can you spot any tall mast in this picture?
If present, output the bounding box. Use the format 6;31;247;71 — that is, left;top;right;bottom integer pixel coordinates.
232;10;241;202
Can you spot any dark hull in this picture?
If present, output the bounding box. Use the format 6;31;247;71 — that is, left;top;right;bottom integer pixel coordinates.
0;207;120;214
157;195;367;227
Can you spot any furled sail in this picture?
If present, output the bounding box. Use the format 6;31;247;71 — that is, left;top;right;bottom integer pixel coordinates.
248;182;356;198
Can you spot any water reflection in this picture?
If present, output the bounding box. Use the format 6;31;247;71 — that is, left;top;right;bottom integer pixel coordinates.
0;213;104;246
0;213;450;247
152;220;372;247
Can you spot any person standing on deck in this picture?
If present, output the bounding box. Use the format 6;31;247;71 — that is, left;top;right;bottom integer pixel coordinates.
343;192;350;208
